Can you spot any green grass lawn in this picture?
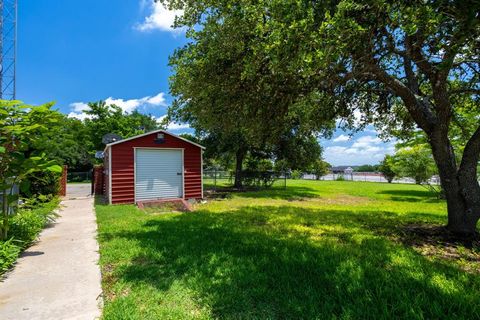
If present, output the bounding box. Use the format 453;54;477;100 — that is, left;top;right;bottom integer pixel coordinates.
95;180;480;319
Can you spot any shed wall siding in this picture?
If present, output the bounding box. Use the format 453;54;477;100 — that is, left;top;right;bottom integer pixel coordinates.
110;132;202;204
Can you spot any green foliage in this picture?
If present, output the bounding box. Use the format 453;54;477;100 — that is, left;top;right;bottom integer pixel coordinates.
164;0;480;233
84;102;158;151
179;133;202;146
96;180;479;319
0;238;21;273
335;174;346;181
0;100;63;240
274;159;289;173
310;159;331;179
33;116;93;171
0;198;58;273
245;158;273;172
242;171;279;188
167;2;331;185
392;146;437;184
31;102;159;171
290;170;302;180
25;171;61;198
274;132;323;171
379;155;396;183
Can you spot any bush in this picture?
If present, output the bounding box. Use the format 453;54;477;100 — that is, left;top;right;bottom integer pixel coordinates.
0;198;59;273
242;170;279;188
291;170;303;180
0;239;22;273
310;159;331;180
26;171;61;197
379;155;396;183
392;145;436;184
335;174;346;181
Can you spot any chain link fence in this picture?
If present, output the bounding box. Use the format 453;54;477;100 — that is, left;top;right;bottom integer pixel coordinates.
203;170;287;191
203;169;443;191
302;172;441;185
67;171;92;183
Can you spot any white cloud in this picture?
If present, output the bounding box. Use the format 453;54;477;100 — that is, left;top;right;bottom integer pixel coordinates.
146;92;167;105
136;1;183;32
324;135;396;165
333;134;350;143
167;122;191;130
351;135;382;149
156;115;190;131
67;92;168;119
67;111;92;121
70;102;89;113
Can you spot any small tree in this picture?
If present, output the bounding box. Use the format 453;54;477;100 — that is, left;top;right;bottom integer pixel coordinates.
392;146;436;185
0;101;62;240
379;155;396;183
311;159;331;180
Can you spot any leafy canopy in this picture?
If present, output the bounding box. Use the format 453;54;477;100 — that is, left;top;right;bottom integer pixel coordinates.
0;100;63;239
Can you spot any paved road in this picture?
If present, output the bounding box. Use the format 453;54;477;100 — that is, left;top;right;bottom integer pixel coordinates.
0;184;102;320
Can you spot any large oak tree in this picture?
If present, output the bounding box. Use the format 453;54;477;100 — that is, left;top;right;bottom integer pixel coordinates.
164;0;479;235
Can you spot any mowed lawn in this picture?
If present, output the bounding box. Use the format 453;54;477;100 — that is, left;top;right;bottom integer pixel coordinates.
96;181;480;319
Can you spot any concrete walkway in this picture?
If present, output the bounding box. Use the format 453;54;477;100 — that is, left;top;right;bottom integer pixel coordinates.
0;184;102;320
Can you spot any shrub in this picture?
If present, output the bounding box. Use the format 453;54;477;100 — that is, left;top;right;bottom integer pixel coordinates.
335;174;346;181
379;155;396;183
24;171;61;198
0;198;59;273
392;145;436;184
291;170;302;180
242;170;279;188
0;239;22;273
310;159;331;180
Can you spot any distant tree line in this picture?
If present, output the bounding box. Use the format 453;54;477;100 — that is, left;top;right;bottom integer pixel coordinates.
40;101;159;172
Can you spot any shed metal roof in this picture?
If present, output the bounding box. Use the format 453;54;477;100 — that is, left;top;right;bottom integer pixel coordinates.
104;129;205;151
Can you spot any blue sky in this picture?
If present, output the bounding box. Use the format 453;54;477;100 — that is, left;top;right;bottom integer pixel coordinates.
18;0;394;165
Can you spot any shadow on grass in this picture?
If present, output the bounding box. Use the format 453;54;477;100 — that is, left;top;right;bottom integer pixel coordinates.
376;189;440;202
98;204;479;319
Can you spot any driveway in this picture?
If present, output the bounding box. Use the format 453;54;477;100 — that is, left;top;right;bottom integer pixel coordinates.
67;183;93;198
0;183;102;320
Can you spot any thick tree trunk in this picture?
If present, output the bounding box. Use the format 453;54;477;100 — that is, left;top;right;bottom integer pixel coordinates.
233;148;245;189
429;131;480;236
442;176;479;235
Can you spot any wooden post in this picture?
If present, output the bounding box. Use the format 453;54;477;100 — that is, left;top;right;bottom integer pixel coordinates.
59;165;67;196
93;165;104;195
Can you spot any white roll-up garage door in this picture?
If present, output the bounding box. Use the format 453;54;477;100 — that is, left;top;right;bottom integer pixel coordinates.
135;149;183;201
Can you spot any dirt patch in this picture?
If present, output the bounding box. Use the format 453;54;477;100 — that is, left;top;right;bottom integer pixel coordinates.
101;264;118;301
397;224;480;273
142;202;187;214
138;199;193;213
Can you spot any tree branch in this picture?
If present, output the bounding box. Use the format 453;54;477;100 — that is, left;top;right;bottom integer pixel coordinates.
403;55;420;95
406;33;436;82
365;62;437;132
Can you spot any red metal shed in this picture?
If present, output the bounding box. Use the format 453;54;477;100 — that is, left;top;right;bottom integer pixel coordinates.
103;130;204;205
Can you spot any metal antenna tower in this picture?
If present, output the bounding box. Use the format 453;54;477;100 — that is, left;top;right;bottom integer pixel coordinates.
0;0;16;100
